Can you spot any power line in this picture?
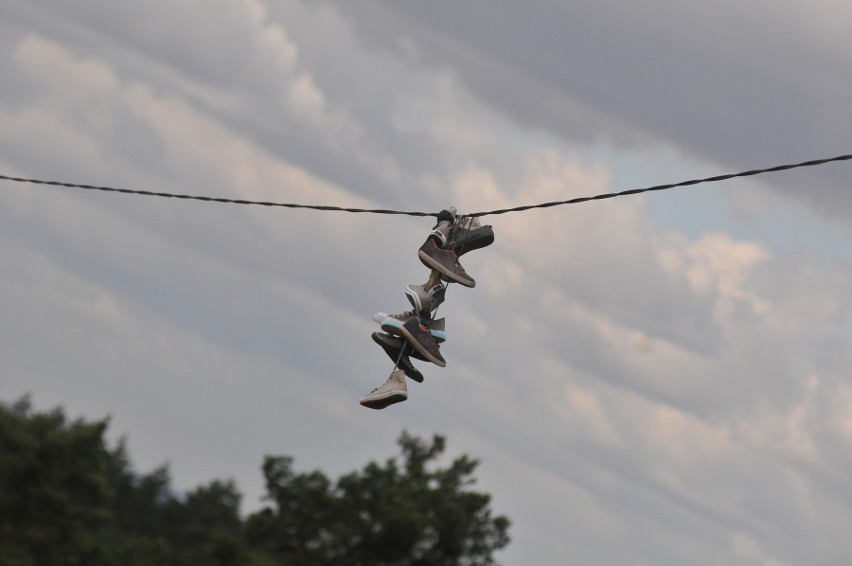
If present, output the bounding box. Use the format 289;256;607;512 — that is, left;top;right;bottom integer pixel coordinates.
0;174;436;217
469;153;852;216
2;153;851;218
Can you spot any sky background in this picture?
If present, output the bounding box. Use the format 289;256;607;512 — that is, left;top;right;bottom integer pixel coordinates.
2;1;852;564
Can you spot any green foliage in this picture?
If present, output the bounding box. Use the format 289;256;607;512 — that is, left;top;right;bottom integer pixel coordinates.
0;396;510;565
0;396;245;566
246;432;510;565
0;396;112;565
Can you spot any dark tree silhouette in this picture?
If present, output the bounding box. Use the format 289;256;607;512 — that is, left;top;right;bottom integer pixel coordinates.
0;396;510;565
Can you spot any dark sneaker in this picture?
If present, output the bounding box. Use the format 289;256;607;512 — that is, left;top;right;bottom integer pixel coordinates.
371;332;424;383
373;311;446;343
360;368;408;410
404;281;446;313
418;239;475;288
400;317;446;367
372;332;430;363
450;225;494;257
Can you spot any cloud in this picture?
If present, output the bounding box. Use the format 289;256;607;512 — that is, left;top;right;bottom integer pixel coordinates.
3;2;852;564
332;0;852;223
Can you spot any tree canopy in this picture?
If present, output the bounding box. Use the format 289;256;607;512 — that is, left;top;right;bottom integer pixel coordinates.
0;396;510;565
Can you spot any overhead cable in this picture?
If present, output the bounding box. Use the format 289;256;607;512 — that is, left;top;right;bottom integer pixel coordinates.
1;153;850;218
468;153;852;217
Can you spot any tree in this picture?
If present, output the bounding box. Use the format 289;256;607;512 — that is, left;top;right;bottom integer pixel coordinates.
246;431;511;565
0;396;113;565
0;396;245;566
0;396;511;565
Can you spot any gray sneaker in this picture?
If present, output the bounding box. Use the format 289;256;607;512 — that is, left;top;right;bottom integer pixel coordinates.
373;311;446;343
360;368;408;410
400;317;446;367
404;281;446;314
418;239;475;288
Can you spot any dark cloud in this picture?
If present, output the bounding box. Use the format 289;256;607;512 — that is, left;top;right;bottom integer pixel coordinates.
3;2;852;564
331;0;852;220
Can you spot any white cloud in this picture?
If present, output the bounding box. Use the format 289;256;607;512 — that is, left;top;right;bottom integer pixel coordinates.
562;385;624;448
3;2;852;564
731;532;786;566
686;233;770;316
13;33;119;110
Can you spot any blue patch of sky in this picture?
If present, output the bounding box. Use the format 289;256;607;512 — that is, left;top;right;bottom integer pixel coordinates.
577;143;852;264
747;195;852;263
495;130;852;264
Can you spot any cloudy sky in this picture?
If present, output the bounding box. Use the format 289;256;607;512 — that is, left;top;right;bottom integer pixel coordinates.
3;1;852;564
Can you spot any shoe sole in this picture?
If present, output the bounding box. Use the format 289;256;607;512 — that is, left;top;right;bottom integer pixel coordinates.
360;390;408;410
400;325;446;368
373;313;446;343
418;250;475;288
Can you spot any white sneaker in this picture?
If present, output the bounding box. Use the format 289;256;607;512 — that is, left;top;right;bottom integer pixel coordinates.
360;369;408;410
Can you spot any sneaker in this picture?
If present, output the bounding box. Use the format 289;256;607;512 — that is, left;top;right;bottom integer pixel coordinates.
400;317;446;367
373;311;446;343
450;224;494;257
371;332;424;383
404;281;446;313
359;368;408;410
418;239;475;288
429;207;457;247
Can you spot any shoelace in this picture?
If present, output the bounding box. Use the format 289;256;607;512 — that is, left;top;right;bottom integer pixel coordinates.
387;309;416;321
367;370;403;394
367;376;393;394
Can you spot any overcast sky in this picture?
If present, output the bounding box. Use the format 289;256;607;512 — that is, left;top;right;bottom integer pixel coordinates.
3;1;852;564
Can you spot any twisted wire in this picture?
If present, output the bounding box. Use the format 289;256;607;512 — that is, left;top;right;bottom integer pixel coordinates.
468;153;852;217
0;174;437;217
2;153;850;218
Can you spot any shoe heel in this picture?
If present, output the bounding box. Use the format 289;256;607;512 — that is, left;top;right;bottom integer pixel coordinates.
404;285;423;312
